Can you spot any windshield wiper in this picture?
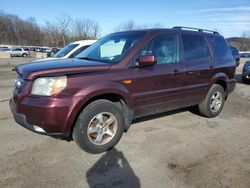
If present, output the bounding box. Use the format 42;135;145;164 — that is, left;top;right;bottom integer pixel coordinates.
78;57;100;61
78;57;109;63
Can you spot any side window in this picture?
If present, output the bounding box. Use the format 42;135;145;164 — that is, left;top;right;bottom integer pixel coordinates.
140;34;180;64
182;35;211;62
208;36;232;61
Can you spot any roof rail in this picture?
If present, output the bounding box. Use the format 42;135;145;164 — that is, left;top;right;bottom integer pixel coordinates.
172;26;219;34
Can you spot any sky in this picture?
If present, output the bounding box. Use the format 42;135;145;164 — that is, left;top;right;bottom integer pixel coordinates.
0;0;250;38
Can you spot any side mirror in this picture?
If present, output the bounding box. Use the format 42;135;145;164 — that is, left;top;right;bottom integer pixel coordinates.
137;55;157;67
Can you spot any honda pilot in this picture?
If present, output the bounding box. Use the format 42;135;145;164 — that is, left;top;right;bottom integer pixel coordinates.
9;27;236;153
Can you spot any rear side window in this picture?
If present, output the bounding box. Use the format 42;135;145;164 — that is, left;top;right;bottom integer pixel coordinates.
182;35;211;62
207;36;232;61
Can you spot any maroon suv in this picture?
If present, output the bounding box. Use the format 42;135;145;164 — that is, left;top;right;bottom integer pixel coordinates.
9;27;236;153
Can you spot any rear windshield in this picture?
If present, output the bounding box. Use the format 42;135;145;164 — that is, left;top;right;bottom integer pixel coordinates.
53;43;79;58
207;36;232;61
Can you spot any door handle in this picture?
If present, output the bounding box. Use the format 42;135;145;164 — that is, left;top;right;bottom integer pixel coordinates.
188;71;201;75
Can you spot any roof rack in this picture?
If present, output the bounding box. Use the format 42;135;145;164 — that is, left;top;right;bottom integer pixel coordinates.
172;26;219;34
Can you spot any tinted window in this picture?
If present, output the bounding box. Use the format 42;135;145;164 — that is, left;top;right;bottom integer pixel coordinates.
68;45;90;58
12;48;22;51
182;35;210;61
230;46;239;58
140;34;179;64
230;47;238;55
207;36;232;61
53;43;79;58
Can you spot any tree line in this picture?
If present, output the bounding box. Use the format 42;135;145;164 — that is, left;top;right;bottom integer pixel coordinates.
0;10;250;50
0;11;163;48
0;11;100;47
227;32;250;52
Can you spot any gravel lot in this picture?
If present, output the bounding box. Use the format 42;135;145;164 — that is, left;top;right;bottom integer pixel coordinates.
0;58;250;188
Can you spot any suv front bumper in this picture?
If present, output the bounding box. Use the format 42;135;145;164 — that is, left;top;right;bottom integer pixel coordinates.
9;95;85;139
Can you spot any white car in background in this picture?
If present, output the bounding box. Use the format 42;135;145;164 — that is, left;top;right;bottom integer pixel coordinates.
53;40;97;58
10;48;30;57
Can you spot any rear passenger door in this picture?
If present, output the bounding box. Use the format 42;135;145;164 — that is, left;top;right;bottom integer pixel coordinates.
132;34;185;117
181;34;213;105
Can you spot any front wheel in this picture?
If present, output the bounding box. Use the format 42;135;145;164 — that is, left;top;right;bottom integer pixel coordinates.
73;99;125;154
198;84;225;118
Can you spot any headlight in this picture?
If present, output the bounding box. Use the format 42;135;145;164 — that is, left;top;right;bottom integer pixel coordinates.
31;76;67;96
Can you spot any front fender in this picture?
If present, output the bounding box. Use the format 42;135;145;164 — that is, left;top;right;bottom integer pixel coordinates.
63;81;133;134
75;81;133;107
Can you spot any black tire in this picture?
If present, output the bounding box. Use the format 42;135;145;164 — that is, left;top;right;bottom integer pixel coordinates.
22;53;27;57
73;99;125;154
198;84;225;118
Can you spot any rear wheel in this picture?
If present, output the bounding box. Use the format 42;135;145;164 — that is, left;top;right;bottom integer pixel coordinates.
198;84;225;118
73;99;125;154
22;53;27;57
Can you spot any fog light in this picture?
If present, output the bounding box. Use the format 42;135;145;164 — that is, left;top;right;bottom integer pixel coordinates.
33;125;46;133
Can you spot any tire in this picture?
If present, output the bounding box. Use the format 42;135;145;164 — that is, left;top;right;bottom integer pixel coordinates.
73;99;125;154
22;53;27;57
198;84;225;118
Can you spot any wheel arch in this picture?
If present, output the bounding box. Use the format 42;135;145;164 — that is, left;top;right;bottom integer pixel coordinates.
210;73;229;99
68;84;134;138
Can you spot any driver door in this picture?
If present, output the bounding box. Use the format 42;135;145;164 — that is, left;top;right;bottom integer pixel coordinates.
131;34;185;117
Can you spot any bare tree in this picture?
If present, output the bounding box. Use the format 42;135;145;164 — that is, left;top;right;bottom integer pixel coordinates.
0;10;43;45
114;20;136;31
241;32;250;51
0;10;101;47
114;19;163;32
228;31;250;51
71;18;100;40
46;14;72;46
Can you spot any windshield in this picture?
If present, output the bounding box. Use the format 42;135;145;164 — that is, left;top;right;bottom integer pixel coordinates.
53;43;79;58
76;31;146;64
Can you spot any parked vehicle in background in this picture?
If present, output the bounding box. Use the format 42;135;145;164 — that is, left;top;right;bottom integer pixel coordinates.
10;48;30;57
230;46;240;67
9;27;236;154
0;46;10;51
0;47;10;51
53;40;96;58
242;61;250;83
240;52;250;58
50;48;61;57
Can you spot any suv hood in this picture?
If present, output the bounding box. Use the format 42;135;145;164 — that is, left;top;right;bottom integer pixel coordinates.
15;58;111;80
